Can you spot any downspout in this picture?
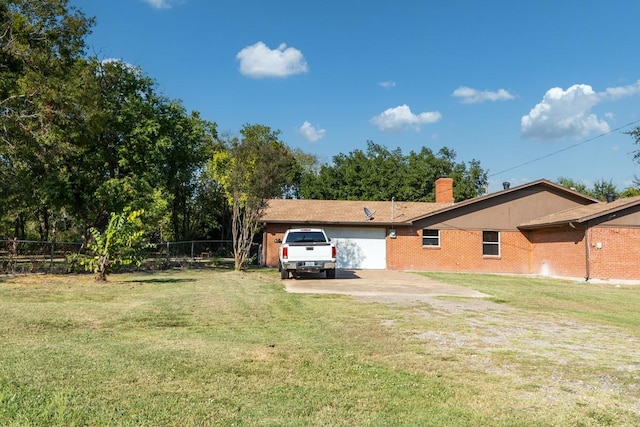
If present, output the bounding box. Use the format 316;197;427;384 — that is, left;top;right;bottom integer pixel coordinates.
583;225;590;281
261;229;267;267
527;231;533;274
570;221;589;281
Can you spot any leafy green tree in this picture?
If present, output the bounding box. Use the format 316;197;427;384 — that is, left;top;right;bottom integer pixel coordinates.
588;179;618;201
556;177;589;194
189;174;230;240
155;106;218;240
211;124;297;270
0;0;93;239
1;3;223;243
284;148;319;199
620;177;640;198
81;209;150;281
299;142;487;202
627;126;640;164
556;177;623;201
54;59;217;239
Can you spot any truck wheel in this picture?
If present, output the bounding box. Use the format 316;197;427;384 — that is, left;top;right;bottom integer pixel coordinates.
326;269;336;279
280;269;289;280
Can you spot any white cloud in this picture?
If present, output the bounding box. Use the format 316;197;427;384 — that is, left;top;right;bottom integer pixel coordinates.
142;0;183;9
522;84;608;140
97;58;140;76
521;81;640;140
452;86;515;104
299;121;326;143
379;80;396;89
236;42;308;79
601;80;640;100
370;104;442;132
100;58;136;68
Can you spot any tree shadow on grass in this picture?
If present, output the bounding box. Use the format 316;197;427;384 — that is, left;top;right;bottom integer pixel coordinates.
125;278;198;284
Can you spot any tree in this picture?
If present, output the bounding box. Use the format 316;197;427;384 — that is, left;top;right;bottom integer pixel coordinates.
556;177;589;194
1;2;225;243
588;179;618;201
284;148;319;199
46;59;217;239
620;177;640;198
211;124;297;270
81;209;149;281
299;142;488;202
628;126;640;164
0;0;93;239
556;177;621;201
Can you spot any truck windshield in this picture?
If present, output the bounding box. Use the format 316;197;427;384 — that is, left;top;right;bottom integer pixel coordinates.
286;232;327;244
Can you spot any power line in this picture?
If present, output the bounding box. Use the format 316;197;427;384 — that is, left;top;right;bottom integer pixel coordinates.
488;119;640;178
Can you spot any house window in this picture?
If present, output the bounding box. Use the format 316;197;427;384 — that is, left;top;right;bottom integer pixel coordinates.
482;231;500;256
422;229;440;247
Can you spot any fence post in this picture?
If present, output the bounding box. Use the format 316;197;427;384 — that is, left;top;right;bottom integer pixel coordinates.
50;241;55;269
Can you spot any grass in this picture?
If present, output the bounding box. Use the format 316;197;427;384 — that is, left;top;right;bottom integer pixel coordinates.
422;272;640;333
0;269;639;426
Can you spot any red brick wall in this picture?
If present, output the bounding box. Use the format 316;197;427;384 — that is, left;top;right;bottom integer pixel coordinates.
265;223;640;281
387;227;531;274
529;227;586;279
588;227;640;281
263;224;288;267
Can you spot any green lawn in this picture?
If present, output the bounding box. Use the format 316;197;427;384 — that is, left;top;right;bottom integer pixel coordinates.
1;269;639;426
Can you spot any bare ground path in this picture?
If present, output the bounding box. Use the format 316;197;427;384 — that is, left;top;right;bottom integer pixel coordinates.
282;269;491;304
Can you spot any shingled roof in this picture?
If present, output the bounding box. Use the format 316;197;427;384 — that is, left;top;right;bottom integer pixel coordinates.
518;195;640;229
261;199;449;225
408;179;599;222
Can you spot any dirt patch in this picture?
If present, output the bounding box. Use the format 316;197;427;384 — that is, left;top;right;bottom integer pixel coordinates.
283;270;640;417
409;307;640;415
283;269;490;303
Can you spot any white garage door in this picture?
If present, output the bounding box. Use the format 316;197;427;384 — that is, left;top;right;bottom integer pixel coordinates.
323;227;386;270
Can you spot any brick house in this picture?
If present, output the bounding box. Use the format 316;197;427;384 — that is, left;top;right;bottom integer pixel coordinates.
261;178;640;281
519;195;640;281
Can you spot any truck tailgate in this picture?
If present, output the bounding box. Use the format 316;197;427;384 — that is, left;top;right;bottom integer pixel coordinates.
285;243;332;262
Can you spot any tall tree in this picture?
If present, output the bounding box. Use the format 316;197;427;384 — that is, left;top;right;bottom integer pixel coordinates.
0;0;93;239
58;59;217;239
211;124;297;270
299;142;487;202
284;148;319;199
157;107;217;240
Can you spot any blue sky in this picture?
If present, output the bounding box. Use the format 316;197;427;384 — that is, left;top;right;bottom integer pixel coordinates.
72;0;640;193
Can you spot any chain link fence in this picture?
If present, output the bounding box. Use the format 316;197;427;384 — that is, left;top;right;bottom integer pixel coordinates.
0;239;242;274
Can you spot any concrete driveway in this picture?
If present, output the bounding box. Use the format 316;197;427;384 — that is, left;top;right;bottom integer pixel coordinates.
282;269;489;302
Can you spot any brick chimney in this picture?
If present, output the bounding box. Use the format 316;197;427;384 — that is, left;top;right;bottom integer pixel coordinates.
435;177;454;204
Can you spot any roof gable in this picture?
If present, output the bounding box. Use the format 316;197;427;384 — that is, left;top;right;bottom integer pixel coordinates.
410;179;598;223
518;195;640;229
410;179;600;231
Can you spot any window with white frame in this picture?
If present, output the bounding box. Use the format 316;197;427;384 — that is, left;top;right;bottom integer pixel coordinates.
422;229;440;247
482;231;500;256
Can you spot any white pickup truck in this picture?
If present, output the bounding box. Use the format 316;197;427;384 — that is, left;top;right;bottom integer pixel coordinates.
278;228;337;279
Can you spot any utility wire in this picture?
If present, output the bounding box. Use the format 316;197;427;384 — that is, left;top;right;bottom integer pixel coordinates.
488;119;640;178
